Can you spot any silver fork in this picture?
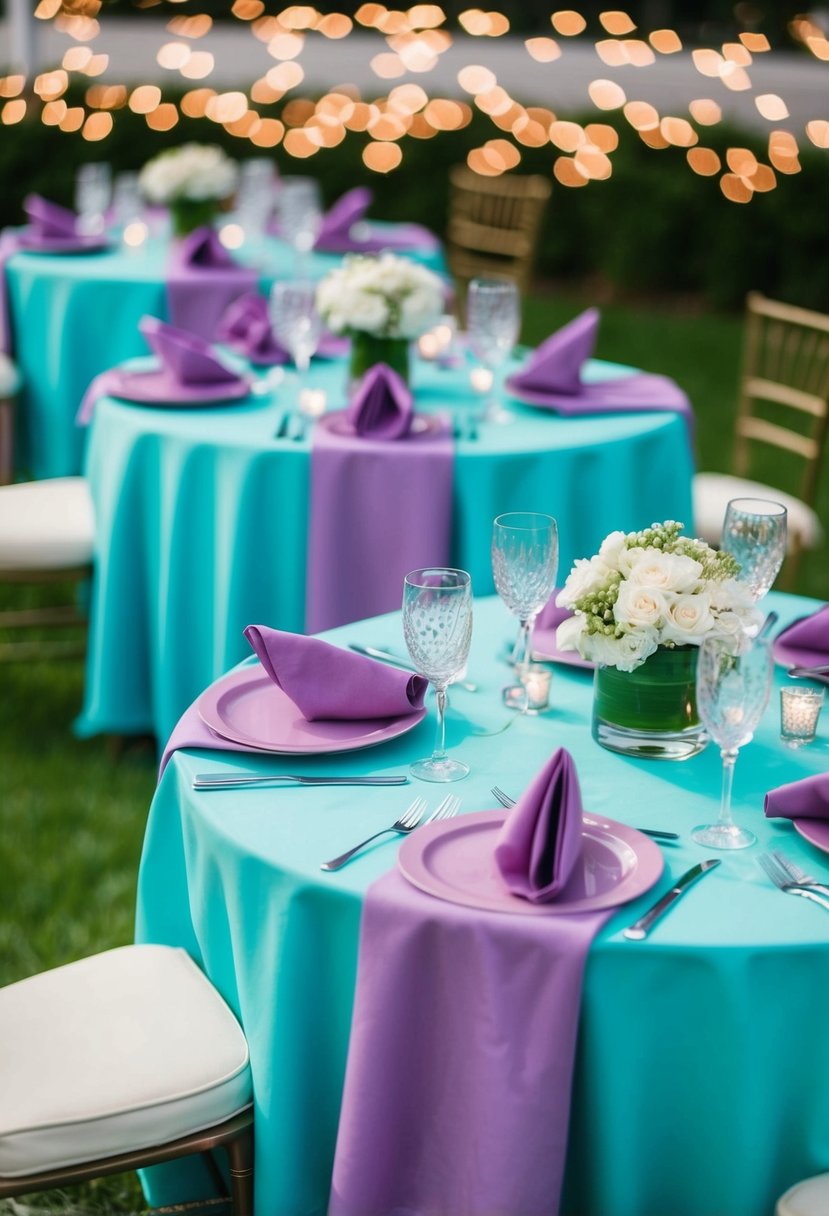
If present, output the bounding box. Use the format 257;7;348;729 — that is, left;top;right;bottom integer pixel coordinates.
771;849;829;899
320;794;460;871
490;787;680;842
757;852;829;911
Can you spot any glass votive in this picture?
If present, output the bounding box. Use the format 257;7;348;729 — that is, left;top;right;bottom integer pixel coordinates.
779;685;824;748
503;663;552;714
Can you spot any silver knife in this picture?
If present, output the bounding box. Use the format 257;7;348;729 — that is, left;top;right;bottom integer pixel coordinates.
623;859;721;940
349;643;478;693
193;774;408;790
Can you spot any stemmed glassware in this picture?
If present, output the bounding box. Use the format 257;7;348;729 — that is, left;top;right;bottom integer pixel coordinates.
466;277;521;424
721;497;787;601
75;163;112;236
269;280;322;416
491;512;558;710
403;568;473;783
691;632;773;850
278;178;323;275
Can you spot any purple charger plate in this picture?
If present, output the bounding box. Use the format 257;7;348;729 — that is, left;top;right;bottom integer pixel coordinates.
793;818;829;855
398;809;663;915
772;635;829;673
532;625;595;671
196;665;427;755
107;369;252;406
17;232;111;254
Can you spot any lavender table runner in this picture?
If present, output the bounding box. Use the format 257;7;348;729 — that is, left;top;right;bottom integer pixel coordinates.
329;868;611;1216
158;698;253;780
305;414;454;634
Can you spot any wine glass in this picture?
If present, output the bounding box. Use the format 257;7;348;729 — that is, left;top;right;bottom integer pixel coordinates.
75;162;112;236
403;568;473;782
278;177;322;275
691;632;773;850
466;277;520;424
491;512;558;710
721;497;787;601
269;280;322;413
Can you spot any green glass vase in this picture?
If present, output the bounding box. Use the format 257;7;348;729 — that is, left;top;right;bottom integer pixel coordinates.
592;644;708;760
348;332;410;391
169;199;220;238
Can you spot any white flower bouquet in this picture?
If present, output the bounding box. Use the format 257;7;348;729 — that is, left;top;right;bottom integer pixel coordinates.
138;143;239;206
315;252;444;340
556;520;761;672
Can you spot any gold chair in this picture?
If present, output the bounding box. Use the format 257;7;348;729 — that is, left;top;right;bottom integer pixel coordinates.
0;352;18;487
693;292;829;585
446;165;552;300
0;945;254;1216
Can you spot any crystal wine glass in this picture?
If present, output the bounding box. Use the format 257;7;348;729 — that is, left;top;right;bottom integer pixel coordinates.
269;280;322;418
278;177;323;275
466;277;520;424
491;512;558;711
75;162;112;236
691;632;773;850
403;568;473;782
721;497;787;601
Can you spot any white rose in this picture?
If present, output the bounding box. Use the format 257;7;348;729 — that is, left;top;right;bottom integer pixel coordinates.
582;628;658;672
555;614;584;653
662;592;716;644
557;556;611;606
627;551;703;593
598;530;628;572
613;581;668;630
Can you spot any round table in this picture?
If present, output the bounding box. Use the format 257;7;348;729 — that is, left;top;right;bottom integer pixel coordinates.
135;591;829;1216
76;353;693;743
4;228;444;480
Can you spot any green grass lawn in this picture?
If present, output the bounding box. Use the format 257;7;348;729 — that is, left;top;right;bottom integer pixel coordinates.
1;292;826;1214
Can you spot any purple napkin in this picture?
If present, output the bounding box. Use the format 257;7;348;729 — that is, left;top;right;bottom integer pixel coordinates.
76;316;244;423
24;194;79;239
243;625;427;720
774;605;829;668
345;363;413;440
305;414;454;634
494;748;585;903
536;587;572;633
512;308;599;395
314;186;372;251
311;186;439;254
166;225;257;340
214;292;290;366
765;772;829;821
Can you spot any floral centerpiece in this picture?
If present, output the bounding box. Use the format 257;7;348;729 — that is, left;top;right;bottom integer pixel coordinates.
315;252;444;386
139;143;239;237
556;521;761;759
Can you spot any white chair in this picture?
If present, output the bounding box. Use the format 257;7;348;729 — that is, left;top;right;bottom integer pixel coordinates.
694;292;829;586
776;1172;829;1215
0;352;21;487
0;476;95;660
0;944;254;1214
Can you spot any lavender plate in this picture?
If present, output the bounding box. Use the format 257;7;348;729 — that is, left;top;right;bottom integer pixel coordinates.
772;634;829;675
532;625;594;671
17;233;111;254
398;809;663;915
793;818;829;855
196;665;427;755
106;368;252;405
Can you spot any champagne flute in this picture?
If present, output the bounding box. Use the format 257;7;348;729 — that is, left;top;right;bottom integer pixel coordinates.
691;632;773;850
278;177;322;275
491;512;558;710
466;277;520;424
403;568;473;782
270;280;322;426
721;497;787;601
75;162;112;236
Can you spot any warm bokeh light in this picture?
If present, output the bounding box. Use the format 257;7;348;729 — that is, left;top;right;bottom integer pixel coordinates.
686;147;721;176
268;32;305;59
457;64;496;93
363;140;403;171
740;32;770;51
512;114;548;146
755;94;789;121
59;106;85;133
599;11;636;35
661;116;697;147
167;14;212;38
250;117;285;146
0;76;26;98
205;91;248;124
525;37;560;62
62;46;93;71
551;10;586;36
219;222;245;248
34;69;68;100
726;147;757;176
722;42;751;65
649;29;681;53
623;100;659;130
41;100;67;126
82;111;113;141
553;156;589;187
1;99;27;125
180;52;215;80
688;98;721;126
549;119;584;151
146;103;179;130
371;52;406;78
720;173;752;203
806;120;829;149
85;85;127;110
588;79;626;109
129;84;162;114
585;122;619;151
747;164;776;192
574;143;612;179
317;13;353;37
180;88;216;118
265;62;304;90
691;49;723;78
424;98;471;129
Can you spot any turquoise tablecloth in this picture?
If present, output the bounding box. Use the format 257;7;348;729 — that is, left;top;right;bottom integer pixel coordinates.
4;229;444;479
135;591;829;1216
76;354;693;743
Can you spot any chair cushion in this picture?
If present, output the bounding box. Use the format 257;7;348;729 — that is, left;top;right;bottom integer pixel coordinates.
776;1172;829;1215
0;353;21;398
693;473;822;550
0;945;252;1179
0;477;94;571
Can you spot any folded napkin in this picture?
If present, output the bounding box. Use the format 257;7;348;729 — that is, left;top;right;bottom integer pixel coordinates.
166;225;257;340
23;194;79;240
243;625;427;720
765;772;829;821
214;292;290;366
345;363;413;440
507;308;694;439
536;588;572;633
494;748;585;903
312;186;438;255
774;604;829;668
76;316;245;423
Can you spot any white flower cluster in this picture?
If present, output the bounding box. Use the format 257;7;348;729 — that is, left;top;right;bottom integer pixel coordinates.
315;252;444;339
138;144;239;205
556;520;762;672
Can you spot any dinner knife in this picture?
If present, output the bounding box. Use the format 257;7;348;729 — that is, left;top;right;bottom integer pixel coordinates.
193;774;409;790
623;859;721;940
349;643;478;693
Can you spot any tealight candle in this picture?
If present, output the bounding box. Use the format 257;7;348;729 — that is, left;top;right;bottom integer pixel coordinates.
522;663;552;712
417;332;440;360
470;366;494;395
122;220;148;248
780;685;824;748
299;388;327;419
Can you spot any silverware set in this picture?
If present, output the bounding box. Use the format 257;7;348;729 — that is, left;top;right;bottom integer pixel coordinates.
757;850;829;910
193;773;408;791
274;408;308;442
321;793;461;871
788;663;829;684
489;786;680;841
451;412;479;442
